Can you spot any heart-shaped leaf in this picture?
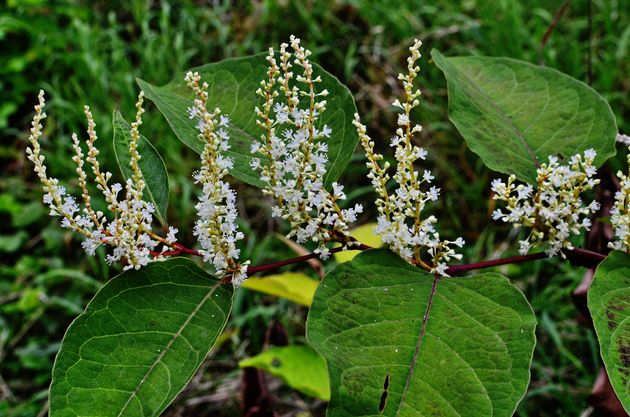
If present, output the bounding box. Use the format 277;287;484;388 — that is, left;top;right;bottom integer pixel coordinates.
432;49;617;183
307;249;536;416
137;54;358;188
588;251;630;413
112;110;169;225
50;258;233;417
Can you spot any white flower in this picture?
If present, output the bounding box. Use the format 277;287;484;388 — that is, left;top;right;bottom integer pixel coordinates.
519;240;531;255
166;226;178;244
25;90;170;270
609;144;630;252
353;39;463;275
616;133;630;146
248;36;360;257
584;148;597;161
432;262;449;277
397;113;410;126
186;71;248;283
492;150;600;257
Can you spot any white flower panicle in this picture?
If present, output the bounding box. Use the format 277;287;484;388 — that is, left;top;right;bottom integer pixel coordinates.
491;150;600;257
352;39;464;276
186;71;249;286
609;144;630;252
250;35;363;259
26;91;177;270
616;133;630;146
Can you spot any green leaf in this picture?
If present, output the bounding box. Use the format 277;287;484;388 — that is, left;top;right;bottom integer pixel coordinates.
432;49;617;183
307;249;536;417
588;251;630;413
242;272;319;306
11;201;44;227
239;345;330;400
0;231;28;253
50;258;233;417
137;53;358;188
112;109;169;225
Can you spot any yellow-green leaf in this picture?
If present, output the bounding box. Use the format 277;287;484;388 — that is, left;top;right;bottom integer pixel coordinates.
239;345;330;400
334;223;382;263
242;272;319;306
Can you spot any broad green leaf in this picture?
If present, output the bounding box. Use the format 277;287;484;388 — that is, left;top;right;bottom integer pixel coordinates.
588;251;630;413
242;272;319;306
334;222;382;263
112;110;169;225
307;249;536;417
239;345;330;400
50;258;233;417
137;53;358;188
432;49;617;183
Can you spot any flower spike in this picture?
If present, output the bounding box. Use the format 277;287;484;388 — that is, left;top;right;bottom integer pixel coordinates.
186;71;249;285
610;141;630;252
26;91;175;270
250;35;363;259
353;39;464;275
491;150;600;257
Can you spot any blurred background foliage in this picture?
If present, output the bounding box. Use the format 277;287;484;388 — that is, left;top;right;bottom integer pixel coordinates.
0;0;628;416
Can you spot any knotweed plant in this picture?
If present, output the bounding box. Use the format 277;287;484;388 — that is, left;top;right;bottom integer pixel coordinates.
22;34;630;417
26;90;173;270
610;142;630;252
185;71;249;285
491;150;600;256
25;75;250;283
353;39;464;276
250;36;363;259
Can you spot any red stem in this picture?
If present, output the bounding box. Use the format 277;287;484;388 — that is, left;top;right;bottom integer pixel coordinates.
447;248;605;275
152;241;606;278
446;252;547;275
247;244;372;274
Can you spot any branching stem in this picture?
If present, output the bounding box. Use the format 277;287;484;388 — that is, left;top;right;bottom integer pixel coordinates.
151;239;606;281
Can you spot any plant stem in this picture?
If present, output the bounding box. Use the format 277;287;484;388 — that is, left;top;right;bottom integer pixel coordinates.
153;240;606;279
446;252;547;275
247;243;372;274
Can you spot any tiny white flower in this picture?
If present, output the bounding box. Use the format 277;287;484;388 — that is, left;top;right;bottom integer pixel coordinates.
166;226;178;244
491;150;600;257
397;113;410;126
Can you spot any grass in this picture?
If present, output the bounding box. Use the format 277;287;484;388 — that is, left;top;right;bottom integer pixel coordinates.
0;0;628;415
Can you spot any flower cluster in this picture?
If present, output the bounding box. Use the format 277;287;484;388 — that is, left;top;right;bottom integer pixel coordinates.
609;143;630;253
26;90;176;270
617;133;630;146
250;36;362;258
186;71;249;285
491;150;600;256
353;39;464;276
